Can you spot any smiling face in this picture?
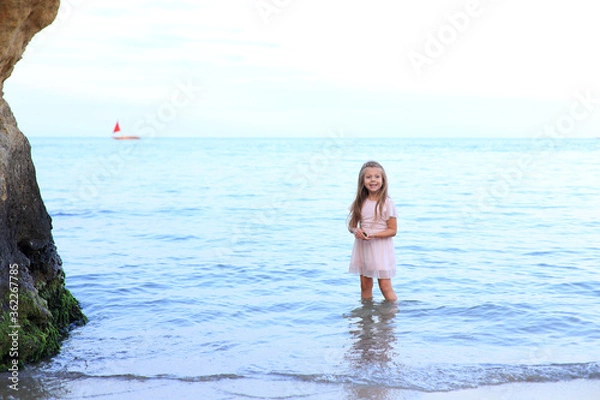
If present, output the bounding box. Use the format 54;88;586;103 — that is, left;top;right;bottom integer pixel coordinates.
363;167;383;197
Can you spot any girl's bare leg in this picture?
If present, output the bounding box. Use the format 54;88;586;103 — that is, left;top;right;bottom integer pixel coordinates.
378;279;397;302
360;275;374;300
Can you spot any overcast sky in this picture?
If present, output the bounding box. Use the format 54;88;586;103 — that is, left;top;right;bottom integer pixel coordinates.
4;0;600;138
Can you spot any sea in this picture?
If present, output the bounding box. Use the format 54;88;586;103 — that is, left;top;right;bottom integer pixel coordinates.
2;136;599;399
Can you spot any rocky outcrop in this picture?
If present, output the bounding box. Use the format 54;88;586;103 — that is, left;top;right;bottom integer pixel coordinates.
1;0;86;371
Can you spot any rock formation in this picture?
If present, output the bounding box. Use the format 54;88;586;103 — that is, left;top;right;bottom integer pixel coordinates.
1;0;86;371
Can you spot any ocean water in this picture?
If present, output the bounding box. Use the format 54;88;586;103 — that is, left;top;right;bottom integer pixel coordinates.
2;137;600;399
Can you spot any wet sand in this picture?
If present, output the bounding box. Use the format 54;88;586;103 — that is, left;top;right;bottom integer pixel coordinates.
333;380;600;400
418;379;600;400
3;374;598;399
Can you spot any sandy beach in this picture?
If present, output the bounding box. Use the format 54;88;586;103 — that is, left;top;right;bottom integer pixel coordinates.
417;379;600;400
10;375;596;400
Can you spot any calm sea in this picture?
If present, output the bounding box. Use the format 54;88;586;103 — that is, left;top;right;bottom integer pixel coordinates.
2;137;599;399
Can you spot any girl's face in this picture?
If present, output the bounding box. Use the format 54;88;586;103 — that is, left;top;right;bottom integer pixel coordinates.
363;167;383;196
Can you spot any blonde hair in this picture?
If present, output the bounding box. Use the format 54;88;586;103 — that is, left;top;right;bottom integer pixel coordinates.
348;161;389;229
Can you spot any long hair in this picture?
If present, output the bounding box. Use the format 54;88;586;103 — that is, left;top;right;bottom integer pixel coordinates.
348;161;389;229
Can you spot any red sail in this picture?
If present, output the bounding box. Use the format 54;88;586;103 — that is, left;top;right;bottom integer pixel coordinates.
113;121;121;134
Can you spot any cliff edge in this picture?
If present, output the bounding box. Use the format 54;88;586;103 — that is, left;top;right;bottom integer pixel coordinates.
1;0;86;371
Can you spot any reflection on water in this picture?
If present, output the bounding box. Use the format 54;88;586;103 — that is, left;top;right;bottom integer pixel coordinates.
344;300;399;400
346;300;399;366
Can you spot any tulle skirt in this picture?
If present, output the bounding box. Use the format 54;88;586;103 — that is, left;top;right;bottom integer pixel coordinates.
349;237;396;279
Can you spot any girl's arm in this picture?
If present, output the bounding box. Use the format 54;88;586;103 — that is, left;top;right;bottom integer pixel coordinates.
368;217;397;239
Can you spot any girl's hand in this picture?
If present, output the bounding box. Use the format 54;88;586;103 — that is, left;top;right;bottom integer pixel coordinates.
354;228;371;240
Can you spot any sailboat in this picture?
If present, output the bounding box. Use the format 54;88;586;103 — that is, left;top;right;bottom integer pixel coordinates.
112;121;140;140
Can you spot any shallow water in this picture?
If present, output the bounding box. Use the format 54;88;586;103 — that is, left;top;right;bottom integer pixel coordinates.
2;137;599;399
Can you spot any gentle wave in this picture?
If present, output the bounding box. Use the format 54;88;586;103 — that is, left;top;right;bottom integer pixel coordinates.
25;362;600;392
269;362;600;392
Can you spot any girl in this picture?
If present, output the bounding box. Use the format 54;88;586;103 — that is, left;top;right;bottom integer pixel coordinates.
348;161;398;302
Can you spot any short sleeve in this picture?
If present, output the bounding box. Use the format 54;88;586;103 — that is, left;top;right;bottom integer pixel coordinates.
384;197;397;220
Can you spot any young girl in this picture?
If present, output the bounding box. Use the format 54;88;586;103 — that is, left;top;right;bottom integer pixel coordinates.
348;161;398;302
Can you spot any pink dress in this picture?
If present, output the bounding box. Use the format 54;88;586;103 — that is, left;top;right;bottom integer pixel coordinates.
349;197;397;279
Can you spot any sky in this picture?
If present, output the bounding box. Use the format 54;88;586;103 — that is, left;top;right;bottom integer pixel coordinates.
3;0;600;138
